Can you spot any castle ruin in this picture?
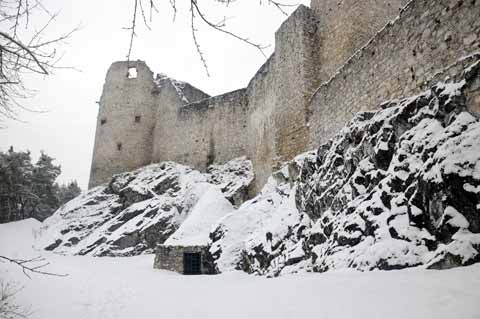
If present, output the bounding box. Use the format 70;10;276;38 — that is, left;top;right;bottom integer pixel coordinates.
89;0;480;191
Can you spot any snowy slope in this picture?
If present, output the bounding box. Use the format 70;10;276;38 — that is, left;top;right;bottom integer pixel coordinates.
36;158;253;257
1;219;480;319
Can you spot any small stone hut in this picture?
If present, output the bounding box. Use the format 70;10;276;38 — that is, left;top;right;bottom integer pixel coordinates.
154;245;210;275
153;186;234;275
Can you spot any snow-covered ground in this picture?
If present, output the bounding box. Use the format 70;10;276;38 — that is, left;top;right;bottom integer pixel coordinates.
1;219;479;319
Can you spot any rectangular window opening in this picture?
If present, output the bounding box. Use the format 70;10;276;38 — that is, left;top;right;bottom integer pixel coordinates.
134;115;141;123
100;118;107;125
183;252;201;275
127;67;137;79
117;143;122;151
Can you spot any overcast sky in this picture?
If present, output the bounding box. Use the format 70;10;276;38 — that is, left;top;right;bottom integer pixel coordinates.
0;0;309;189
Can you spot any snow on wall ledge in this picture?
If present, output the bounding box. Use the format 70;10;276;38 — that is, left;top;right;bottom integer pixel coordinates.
37;158;253;257
207;56;480;276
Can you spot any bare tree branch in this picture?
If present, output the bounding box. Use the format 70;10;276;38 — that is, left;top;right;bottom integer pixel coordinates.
0;0;79;127
0;255;68;279
125;0;298;74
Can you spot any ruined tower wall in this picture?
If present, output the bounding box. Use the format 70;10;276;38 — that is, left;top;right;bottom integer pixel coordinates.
151;78;210;167
247;2;415;189
174;89;249;171
308;0;480;147
89;61;156;188
246;56;277;190
246;5;321;190
310;0;409;83
151;82;186;164
271;6;320;163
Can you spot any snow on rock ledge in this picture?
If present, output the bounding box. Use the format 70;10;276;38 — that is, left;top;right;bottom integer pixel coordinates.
37;158;253;256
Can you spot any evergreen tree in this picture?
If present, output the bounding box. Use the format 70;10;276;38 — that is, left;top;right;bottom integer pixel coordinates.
57;181;82;207
0;148;79;223
31;151;61;221
0;147;35;222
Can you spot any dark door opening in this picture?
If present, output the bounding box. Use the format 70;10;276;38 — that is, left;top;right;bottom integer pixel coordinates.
183;252;201;275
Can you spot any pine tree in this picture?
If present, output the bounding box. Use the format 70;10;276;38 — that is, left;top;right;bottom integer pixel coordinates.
30;151;61;221
0;147;35;222
0;148;70;223
57;181;82;207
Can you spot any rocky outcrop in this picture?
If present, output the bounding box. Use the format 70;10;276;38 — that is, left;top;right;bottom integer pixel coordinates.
37;158;253;256
209;57;480;276
297;74;480;272
207;153;314;275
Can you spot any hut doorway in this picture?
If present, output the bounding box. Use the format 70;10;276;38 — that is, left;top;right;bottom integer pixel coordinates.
183;252;201;275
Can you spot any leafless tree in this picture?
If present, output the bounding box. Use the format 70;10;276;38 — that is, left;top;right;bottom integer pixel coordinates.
0;255;67;318
0;281;30;319
0;0;78;126
126;0;297;76
0;254;68;317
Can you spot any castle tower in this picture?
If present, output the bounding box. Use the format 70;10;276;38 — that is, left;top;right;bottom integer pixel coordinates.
88;61;156;188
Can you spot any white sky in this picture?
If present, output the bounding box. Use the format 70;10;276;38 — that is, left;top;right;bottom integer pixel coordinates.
0;0;310;189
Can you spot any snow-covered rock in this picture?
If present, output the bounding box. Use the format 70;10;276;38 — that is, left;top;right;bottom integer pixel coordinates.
295;73;480;272
209;57;480;276
207;152;315;275
37;158;253;256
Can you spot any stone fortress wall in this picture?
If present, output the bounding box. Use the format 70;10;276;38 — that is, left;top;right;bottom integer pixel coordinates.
89;0;480;190
307;0;480;148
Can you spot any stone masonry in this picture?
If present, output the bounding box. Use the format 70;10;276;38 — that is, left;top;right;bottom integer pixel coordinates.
89;0;480;191
307;0;480;148
154;245;211;274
